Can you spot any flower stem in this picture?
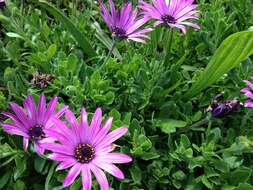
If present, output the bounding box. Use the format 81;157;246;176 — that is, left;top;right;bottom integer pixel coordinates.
164;28;174;64
176;116;210;134
100;40;116;70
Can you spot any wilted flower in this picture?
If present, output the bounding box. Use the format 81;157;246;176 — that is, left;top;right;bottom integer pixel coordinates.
139;0;200;33
99;0;152;43
1;95;68;154
207;93;241;118
0;0;5;9
30;72;55;89
241;78;253;107
42;108;132;190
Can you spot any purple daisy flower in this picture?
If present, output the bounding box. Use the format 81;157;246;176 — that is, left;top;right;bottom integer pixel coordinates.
42;108;132;190
241;78;253;107
99;0;152;43
139;0;200;33
1;94;68;154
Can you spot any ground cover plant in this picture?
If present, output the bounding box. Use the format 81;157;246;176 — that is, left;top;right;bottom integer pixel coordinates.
1;0;253;189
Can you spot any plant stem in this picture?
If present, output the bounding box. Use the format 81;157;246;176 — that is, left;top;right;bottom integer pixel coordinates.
100;40;116;70
72;0;77;17
164;28;174;64
176;116;210;135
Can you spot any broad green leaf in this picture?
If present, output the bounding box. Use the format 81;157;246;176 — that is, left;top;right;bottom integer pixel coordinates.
0;171;11;189
184;31;253;98
47;44;57;59
234;183;253;190
229;167;252;186
130;165;142;184
38;0;97;58
154;119;187;134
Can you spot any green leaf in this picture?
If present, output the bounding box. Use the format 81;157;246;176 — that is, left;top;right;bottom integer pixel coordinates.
184;31;253;98
91;22;122;60
34;157;46;173
154;119;187;134
38;0;96;58
45;162;57;190
229;167;252;186
14;156;27;180
0;171;11;189
47;44;57;59
130;165;142;184
14;180;26;190
141;151;160;160
234;183;253;190
6;32;25;40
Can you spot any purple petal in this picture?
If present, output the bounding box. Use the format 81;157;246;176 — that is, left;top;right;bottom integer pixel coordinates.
9;103;30;129
41;143;73;156
54;105;68;119
63;164;82;187
34;142;45;155
1;123;29;137
169;23;187;34
56;159;77;171
50;118;78;145
180;21;200;29
82;165;92;190
92;117;113;147
244;100;253;107
44;128;74;147
241;88;253;99
65;110;80;141
243;80;253;91
23;137;29;151
89;108;102;142
48;153;73;161
37;94;46;124
93;161;124;179
80;108;90;142
96;153;132;164
23;95;37;125
44;96;57;122
96;127;128;150
90;163;109;190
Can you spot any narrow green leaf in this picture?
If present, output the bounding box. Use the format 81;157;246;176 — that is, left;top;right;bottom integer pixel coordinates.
38;0;97;58
91;22;122;60
45;162;57;190
184;31;253;98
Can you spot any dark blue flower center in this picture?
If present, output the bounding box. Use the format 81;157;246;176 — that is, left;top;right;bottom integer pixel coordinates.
111;26;126;38
29;125;45;140
162;14;176;24
74;144;95;163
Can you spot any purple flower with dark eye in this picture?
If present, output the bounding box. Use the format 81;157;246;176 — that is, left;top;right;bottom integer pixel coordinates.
99;0;152;43
0;0;5;9
1;94;68;154
41;108;132;190
139;0;200;34
241;78;253;107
